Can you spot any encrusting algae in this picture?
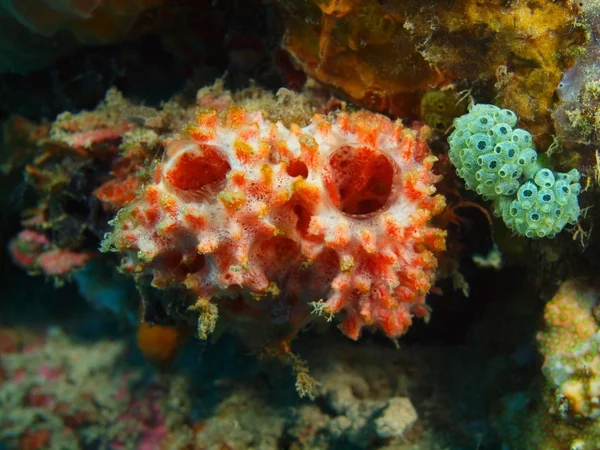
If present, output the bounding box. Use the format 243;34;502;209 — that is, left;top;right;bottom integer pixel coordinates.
276;0;586;147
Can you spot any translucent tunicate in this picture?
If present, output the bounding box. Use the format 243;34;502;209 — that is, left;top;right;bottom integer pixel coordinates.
534;169;556;188
494;142;519;161
488;123;513;142
468;115;495;133
477;153;502;171
467;133;494;153
517;181;538;209
510;129;533;148
517;148;538;167
493;109;518;127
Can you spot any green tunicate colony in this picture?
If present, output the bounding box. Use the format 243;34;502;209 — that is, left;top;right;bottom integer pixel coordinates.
448;104;581;238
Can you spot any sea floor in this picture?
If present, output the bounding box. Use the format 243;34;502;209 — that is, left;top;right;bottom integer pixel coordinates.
0;263;537;450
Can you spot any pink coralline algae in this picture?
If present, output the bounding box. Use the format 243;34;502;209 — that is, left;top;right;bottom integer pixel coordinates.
9;230;92;277
0;328;168;449
102;106;446;340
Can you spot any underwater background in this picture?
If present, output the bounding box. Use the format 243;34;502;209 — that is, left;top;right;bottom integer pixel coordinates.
1;1;600;449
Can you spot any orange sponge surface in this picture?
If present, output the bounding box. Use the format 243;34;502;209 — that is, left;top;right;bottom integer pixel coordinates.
103;107;446;339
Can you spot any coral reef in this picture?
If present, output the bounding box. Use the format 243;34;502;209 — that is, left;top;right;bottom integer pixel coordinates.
539;280;600;420
101;102;446;341
496;280;600;449
4;82;447;396
6;0;600;446
0;327;167;449
536;280;600;449
190;345;421;450
306;359;418;447
276;0;585;145
1;257;535;450
4;88;173;275
159;303;530;450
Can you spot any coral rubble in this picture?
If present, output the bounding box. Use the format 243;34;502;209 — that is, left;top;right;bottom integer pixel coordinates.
0;327;166;449
533;280;600;449
495;281;600;450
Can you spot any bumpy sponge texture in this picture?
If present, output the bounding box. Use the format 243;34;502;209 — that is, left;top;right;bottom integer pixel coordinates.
102;107;446;339
448;104;581;238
